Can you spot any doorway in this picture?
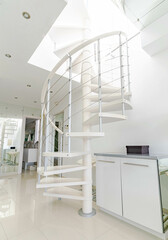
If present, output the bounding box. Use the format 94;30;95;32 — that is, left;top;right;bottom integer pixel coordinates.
54;112;64;166
22;118;40;172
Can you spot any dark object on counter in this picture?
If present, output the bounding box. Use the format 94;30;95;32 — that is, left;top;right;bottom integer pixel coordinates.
126;145;149;155
10;146;16;149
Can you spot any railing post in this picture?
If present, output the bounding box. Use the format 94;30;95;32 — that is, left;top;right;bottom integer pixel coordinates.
68;55;72;153
97;39;102;132
38;105;44;183
119;33;125;116
45;79;50;171
126;36;131;93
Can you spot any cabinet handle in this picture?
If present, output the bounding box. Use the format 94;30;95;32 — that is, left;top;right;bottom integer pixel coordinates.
98;160;115;163
124;163;149;167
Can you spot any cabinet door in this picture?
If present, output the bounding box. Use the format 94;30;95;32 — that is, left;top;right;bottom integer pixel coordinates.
96;158;122;216
121;158;163;233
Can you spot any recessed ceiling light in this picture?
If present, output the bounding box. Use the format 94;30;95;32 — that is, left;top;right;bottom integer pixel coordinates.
5;54;11;58
27;84;31;87
14;97;18;99
22;12;31;19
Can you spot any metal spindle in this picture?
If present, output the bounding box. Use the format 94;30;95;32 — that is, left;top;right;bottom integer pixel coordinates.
68;55;72;153
59;134;63;178
119;34;125;116
126;36;131;93
45;79;51;171
38;106;44;183
97;39;102;132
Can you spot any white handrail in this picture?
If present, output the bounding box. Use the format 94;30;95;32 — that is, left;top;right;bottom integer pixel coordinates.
48;117;63;135
41;31;126;104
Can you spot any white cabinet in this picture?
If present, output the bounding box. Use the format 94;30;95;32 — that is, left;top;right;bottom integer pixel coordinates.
96;155;164;235
96;157;122;216
23;149;38;170
121;158;163;233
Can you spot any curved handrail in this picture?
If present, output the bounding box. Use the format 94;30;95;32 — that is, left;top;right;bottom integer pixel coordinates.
41;31;126;104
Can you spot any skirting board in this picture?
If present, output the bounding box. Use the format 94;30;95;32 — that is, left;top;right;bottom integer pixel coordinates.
99;207;168;240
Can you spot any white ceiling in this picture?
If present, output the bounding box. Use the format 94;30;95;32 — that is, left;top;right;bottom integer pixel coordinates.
0;0;66;109
124;0;168;29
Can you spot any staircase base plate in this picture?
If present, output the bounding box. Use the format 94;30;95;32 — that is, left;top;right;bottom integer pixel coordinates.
78;208;96;218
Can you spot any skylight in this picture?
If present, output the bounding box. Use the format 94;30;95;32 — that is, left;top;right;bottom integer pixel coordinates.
28;0;138;74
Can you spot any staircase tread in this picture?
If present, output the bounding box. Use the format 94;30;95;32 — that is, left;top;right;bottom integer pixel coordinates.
86;92;131;102
65;132;104;137
42;152;88;158
38;165;89;176
40;177;83;184
84;113;126;125
38;164;82;172
87;99;132;112
45;186;83;196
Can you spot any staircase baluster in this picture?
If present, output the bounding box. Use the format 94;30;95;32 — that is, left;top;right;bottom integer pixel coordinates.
68;55;72;153
45;79;51;171
119;33;125;115
97;39;102;132
126;36;130;93
38;106;44;183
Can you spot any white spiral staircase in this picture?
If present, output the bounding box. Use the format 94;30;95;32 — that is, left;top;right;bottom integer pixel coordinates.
37;30;132;217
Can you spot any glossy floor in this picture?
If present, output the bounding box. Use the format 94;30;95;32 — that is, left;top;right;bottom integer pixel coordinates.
0;171;162;240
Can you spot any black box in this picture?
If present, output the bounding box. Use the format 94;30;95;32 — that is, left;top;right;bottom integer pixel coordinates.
126;145;149;155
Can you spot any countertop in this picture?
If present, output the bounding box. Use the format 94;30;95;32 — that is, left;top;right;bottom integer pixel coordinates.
94;153;168;160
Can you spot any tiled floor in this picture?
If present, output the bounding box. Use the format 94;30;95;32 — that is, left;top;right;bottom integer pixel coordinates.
0;171;162;240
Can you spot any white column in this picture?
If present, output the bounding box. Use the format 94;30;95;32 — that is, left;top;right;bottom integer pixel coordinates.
79;47;96;216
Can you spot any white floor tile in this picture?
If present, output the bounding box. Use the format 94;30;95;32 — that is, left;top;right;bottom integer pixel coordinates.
95;228;161;240
39;224;88;240
8;228;47;240
0;223;7;240
0;213;34;239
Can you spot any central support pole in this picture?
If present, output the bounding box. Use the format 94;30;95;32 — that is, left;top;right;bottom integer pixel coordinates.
78;47;96;217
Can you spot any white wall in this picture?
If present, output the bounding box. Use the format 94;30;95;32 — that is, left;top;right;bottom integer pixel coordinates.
91;35;168;155
0;102;40;119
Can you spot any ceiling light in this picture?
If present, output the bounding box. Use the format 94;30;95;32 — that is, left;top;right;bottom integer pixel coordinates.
14;97;18;99
27;84;31;87
5;54;11;58
22;12;31;19
33;101;37;103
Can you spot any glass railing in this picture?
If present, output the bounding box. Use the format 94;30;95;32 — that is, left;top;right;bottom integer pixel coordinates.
158;158;168;232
